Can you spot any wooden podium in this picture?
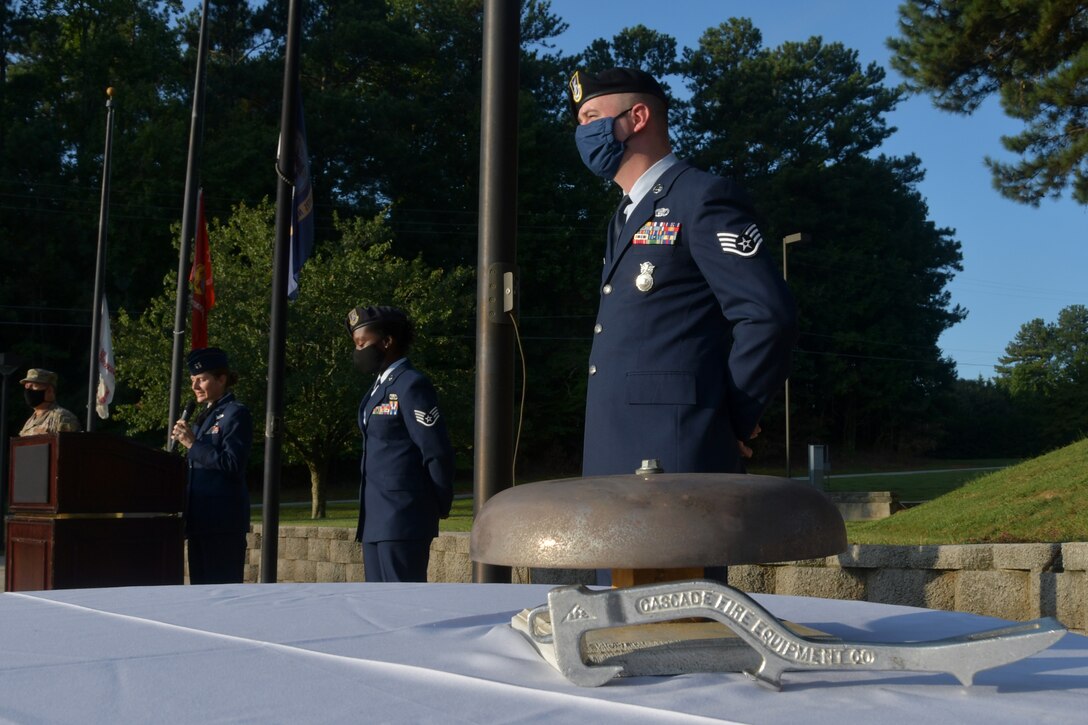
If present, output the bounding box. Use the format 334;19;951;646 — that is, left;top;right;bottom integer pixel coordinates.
5;432;185;591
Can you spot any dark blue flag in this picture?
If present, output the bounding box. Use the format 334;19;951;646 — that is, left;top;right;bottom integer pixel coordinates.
287;95;314;300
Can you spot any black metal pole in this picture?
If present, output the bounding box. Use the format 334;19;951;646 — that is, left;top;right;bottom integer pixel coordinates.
783;237;790;479
0;374;8;548
260;0;303;583
86;88;115;432
0;355;19;550
471;0;519;584
781;232;809;479
167;0;211;444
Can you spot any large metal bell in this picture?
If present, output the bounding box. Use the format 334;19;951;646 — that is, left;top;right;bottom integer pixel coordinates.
471;464;846;569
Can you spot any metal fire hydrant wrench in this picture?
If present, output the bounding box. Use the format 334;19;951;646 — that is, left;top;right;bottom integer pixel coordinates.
526;581;1066;689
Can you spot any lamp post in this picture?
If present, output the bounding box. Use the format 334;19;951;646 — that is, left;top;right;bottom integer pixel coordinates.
782;233;810;479
0;351;23;549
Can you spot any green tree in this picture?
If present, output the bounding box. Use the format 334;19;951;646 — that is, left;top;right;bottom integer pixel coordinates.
114;200;473;518
678;20;963;454
889;0;1088;205
682;20;900;183
0;0;190;411
275;1;600;473
0;0;603;478
932;376;1027;458
995;304;1088;449
579;24;679;85
187;0;283;218
2;0;190;303
776;155;962;454
1;2;990;475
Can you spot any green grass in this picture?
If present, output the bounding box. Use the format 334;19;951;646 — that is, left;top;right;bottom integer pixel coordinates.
255;497;474;532
824;468;1005;501
261;502;357;527
847;439;1088;545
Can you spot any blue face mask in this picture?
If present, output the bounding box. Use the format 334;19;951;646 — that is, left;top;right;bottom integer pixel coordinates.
574;108;633;179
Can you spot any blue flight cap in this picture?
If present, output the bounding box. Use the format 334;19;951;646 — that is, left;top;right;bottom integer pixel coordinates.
187;347;229;374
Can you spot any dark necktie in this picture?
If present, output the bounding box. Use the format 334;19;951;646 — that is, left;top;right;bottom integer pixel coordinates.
609;194;631;260
192;403;213;431
363;378;381;425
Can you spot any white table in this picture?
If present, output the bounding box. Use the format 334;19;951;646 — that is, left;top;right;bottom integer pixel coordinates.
0;583;1084;724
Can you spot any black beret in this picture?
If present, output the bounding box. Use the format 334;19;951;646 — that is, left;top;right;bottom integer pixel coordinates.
567;67;668;116
345;305;408;334
187;347;229;374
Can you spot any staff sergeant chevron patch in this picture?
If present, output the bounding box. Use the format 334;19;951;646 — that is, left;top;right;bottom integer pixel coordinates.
414;407;441;427
717;224;764;257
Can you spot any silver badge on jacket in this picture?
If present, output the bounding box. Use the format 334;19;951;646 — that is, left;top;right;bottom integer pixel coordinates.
635;261;655;292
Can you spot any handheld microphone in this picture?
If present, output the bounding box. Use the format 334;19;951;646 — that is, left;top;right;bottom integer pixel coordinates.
167;400;197;452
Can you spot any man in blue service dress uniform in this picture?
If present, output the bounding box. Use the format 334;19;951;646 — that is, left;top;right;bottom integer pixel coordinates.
569;67;797;479
171;347;253;584
347;305;455;582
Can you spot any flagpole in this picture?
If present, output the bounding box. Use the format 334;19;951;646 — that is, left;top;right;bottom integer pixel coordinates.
168;0;211;445
472;0;519;583
261;0;304;583
86;87;116;432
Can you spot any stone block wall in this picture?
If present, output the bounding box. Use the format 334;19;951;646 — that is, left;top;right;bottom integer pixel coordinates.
827;491;902;521
730;542;1086;635
246;527;1087;635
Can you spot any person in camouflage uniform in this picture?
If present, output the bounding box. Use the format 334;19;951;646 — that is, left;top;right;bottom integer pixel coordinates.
19;368;81;436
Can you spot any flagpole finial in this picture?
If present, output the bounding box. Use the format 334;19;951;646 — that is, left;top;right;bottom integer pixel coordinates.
106;86;114;98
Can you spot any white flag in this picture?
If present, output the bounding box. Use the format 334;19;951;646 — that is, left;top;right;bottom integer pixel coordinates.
95;296;116;419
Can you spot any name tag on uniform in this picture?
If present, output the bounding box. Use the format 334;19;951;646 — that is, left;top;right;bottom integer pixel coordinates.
632;221;680;245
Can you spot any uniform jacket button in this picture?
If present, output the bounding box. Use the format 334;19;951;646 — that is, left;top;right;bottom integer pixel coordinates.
588;364;597;375
602;284;613;295
593;323;602;334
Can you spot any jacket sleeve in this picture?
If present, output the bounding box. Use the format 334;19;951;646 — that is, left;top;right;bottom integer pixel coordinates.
187;403;253;479
400;375;455;518
686;177;798;439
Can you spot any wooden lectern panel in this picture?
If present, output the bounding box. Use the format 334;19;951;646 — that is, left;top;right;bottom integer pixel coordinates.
5;519;51;591
8;433;185;515
5;516;184;591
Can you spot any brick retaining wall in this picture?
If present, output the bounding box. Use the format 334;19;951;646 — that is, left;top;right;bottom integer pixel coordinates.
246;526;1087;635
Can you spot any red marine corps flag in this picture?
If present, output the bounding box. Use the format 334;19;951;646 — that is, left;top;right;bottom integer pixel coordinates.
189;189;215;349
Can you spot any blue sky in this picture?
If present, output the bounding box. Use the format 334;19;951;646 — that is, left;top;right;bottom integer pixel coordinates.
545;0;1087;379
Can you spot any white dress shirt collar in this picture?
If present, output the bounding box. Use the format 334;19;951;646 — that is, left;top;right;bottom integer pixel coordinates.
375;357;408;389
623;152;680;219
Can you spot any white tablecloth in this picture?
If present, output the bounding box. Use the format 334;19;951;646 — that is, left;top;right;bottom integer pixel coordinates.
0;583;1084;724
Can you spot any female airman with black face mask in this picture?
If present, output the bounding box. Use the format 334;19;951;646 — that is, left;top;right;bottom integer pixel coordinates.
345;305;454;583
